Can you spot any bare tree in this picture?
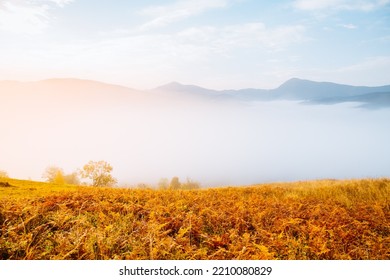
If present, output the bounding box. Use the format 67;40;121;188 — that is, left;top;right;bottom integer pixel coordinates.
169;176;181;190
43;166;80;185
80;160;117;187
42;166;64;182
181;178;201;190
64;172;81;185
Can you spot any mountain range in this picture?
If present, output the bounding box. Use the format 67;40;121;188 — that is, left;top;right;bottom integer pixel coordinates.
153;78;390;108
1;78;390;109
1;77;390;185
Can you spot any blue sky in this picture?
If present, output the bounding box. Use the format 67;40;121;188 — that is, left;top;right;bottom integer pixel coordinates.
0;0;389;89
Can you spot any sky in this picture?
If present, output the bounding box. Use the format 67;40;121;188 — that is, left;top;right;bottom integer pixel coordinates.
0;0;390;90
1;1;390;186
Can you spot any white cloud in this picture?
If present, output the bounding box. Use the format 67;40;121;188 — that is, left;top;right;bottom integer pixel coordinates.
177;23;307;54
340;23;358;29
0;2;49;34
139;0;229;30
47;0;74;7
336;56;390;76
293;0;390;12
294;0;341;10
0;0;74;34
0;20;307;89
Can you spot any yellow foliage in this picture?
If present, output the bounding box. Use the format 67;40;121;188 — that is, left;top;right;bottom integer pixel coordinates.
0;177;389;259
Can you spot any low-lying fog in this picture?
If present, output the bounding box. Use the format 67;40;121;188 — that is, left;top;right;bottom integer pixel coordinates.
1;88;390;186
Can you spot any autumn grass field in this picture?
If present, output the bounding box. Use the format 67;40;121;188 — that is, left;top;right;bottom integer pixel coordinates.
0;177;389;260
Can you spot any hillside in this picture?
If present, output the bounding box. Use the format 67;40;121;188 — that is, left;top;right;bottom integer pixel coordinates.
272;78;390;100
1;177;389;260
0;78;152;110
307;91;390;109
1;78;390;186
2;77;390;106
152;78;390;106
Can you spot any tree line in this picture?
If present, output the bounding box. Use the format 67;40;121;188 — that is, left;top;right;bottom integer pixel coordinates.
42;160;117;187
41;161;200;189
157;177;201;190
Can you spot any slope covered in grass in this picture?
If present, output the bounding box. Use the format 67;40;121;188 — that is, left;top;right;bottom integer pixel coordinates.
0;178;389;260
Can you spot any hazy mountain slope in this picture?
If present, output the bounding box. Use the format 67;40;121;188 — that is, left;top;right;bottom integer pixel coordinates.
1;78;390;185
308;91;390;109
153;82;273;101
273;78;390;100
154;82;218;97
0;78;147;108
152;78;390;106
3;77;390;107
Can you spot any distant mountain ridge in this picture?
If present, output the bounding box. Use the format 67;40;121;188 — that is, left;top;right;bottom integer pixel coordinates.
153;78;390;108
274;78;390;100
1;77;390;108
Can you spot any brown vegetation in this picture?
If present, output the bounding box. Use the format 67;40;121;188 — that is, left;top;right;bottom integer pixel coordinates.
0;178;389;260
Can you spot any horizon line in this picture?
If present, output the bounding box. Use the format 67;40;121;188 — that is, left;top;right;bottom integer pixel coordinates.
1;76;390;92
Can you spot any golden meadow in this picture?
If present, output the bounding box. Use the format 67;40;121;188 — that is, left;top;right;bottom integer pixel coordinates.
0;177;389;260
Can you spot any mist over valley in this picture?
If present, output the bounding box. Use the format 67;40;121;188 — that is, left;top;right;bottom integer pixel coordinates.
1;78;390;186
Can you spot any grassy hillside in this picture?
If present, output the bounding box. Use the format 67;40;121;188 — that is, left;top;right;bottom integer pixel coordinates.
0;177;389;260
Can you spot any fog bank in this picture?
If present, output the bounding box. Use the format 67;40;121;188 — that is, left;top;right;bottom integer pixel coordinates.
1;83;389;186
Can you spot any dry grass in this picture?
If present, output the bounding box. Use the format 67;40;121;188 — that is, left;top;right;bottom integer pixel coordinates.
0;177;389;260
